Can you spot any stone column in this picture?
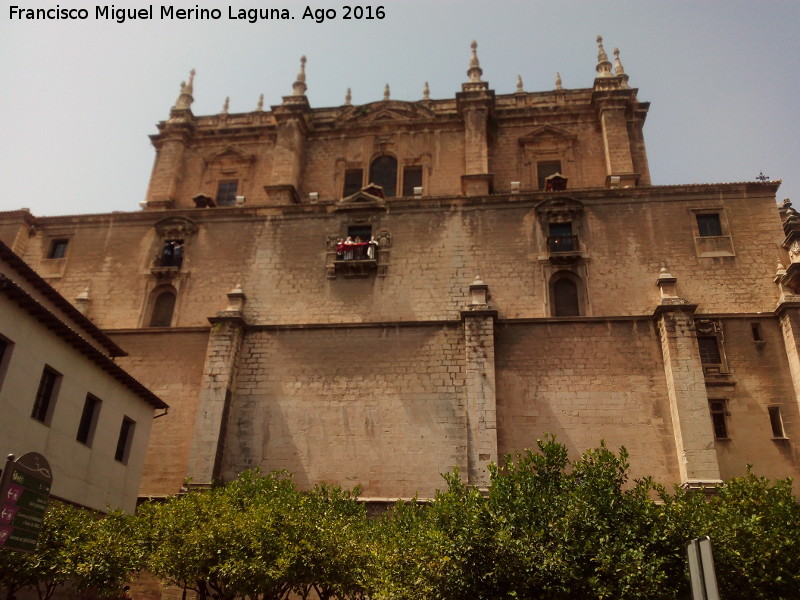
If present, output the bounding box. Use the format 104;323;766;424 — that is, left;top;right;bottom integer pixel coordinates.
774;202;800;414
460;276;498;489
776;302;800;414
456;41;494;196
186;285;247;487
591;36;639;188
265;58;311;205
265;100;309;204
654;270;721;488
145;125;192;209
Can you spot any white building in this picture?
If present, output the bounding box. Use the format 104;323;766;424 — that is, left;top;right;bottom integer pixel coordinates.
0;239;167;513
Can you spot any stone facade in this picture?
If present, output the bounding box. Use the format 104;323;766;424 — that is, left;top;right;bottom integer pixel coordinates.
1;37;799;500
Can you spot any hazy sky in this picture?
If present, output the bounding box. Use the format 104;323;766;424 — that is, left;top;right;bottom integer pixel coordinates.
1;0;798;217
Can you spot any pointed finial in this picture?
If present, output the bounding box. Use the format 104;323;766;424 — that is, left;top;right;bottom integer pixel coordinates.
383;84;390;100
423;81;430;100
292;55;307;96
555;72;563;90
256;94;264;111
185;68;195;96
516;74;524;93
468;40;483;82
595;35;613;77
345;87;352;105
613;47;630;87
221;96;229;115
173;68;196;110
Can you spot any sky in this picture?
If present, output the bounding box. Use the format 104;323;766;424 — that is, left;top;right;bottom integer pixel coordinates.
1;0;798;217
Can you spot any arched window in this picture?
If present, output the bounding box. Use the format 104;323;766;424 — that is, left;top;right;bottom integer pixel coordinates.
369;155;397;198
551;274;581;317
149;289;176;327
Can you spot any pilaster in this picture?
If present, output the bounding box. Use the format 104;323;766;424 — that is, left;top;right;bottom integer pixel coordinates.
593;91;639;187
654;270;721;487
460;276;498;489
776;302;800;415
185;285;247;487
145;120;194;209
456;41;494;196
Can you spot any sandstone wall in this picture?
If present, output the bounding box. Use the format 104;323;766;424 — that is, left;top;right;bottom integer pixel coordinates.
495;319;680;484
110;330;209;496
222;324;466;498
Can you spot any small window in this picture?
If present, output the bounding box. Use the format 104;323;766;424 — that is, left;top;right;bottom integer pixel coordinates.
216;180;238;207
31;366;61;424
697;336;722;364
537;160;562;190
47;239;69;259
343;169;364;197
751;323;764;342
402;166;423;197
114;417;136;464
696;214;723;237
548;222;575;252
709;400;729;439
149;289;176;327
159;239;185;268
768;406;786;438
76;394;102;446
552;276;580;317
369;156;398;198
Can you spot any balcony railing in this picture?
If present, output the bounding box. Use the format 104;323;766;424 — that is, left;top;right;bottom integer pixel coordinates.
547;235;578;253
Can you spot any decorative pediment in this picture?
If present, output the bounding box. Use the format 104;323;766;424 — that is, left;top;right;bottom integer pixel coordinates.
154;216;197;239
536;197;584;222
203;146;255;167
519;125;577;146
336;101;436;125
335;186;388;212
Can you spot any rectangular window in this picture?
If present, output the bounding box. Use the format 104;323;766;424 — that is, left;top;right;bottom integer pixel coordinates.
76;394;102;446
548;222;576;252
47;239;69;259
537;160;562;190
31;366;61;424
751;323;764;342
709;400;728;439
402;166;423;197
115;417;136;464
216;180;238;207
768;406;786;438
696;214;723;237
343;169;363;197
697;336;722;364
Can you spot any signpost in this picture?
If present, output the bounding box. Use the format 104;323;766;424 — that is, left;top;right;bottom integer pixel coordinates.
687;535;720;600
0;452;53;553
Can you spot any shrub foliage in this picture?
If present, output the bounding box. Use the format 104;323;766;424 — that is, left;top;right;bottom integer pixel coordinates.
2;438;798;599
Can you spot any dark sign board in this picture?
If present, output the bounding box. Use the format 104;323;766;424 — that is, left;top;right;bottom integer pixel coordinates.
0;452;53;553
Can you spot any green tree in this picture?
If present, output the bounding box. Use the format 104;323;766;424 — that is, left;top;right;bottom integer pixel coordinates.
1;501;141;600
690;469;800;600
145;470;372;600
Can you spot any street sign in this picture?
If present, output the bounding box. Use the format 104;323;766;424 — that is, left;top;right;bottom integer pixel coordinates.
0;452;53;553
687;536;720;600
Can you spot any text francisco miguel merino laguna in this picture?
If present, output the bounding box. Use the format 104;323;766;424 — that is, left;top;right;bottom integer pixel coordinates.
9;4;388;23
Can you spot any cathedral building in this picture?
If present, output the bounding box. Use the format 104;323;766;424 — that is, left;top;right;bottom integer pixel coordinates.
1;37;798;501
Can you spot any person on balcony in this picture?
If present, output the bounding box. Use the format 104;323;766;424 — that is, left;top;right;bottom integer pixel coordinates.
343;236;355;260
367;235;379;259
